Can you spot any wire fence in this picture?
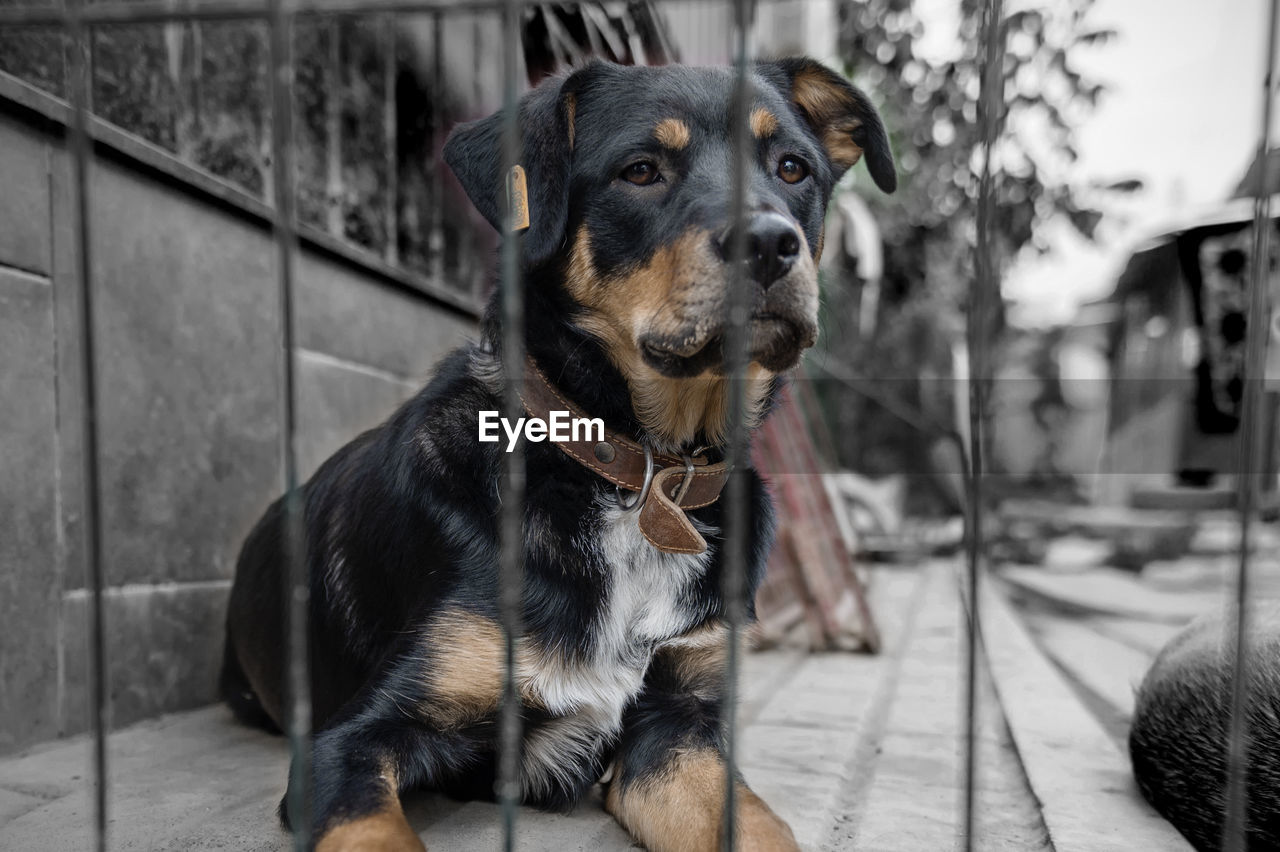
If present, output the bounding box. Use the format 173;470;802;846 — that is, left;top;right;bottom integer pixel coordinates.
0;0;1277;849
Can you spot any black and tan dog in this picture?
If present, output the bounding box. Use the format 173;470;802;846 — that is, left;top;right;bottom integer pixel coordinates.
222;57;895;851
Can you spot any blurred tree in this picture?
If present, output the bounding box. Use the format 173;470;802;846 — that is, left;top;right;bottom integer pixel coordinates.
816;0;1123;507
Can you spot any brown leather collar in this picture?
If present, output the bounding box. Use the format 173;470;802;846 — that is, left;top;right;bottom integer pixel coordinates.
519;358;730;555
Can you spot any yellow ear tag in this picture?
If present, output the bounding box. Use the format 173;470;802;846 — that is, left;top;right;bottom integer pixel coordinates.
507;165;531;232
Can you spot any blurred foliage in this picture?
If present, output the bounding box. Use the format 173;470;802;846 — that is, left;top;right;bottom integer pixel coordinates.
818;0;1117;500
0;24;66;99
841;0;1115;292
0;17;407;263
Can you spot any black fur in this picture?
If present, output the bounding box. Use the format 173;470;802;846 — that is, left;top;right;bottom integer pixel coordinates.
223;57;894;846
1130;606;1280;850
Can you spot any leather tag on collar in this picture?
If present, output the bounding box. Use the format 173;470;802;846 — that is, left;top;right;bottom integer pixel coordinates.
518;358;729;554
636;464;726;554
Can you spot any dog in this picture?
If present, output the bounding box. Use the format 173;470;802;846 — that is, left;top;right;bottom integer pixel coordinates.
221;56;895;851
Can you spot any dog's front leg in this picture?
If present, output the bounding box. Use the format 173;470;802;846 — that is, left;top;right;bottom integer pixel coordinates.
605;629;799;852
281;711;435;852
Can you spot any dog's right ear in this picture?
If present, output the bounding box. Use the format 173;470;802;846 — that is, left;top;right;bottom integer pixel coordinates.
444;65;595;268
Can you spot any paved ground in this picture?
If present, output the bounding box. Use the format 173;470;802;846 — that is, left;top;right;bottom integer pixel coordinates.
0;562;1187;850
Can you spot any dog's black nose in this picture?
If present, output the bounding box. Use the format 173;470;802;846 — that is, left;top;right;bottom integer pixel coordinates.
718;212;802;288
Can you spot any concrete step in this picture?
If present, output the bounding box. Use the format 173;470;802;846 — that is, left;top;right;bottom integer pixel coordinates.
0;563;1190;851
981;579;1192;852
0;571;923;851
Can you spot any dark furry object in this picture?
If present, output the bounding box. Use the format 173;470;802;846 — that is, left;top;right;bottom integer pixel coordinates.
1130;604;1280;850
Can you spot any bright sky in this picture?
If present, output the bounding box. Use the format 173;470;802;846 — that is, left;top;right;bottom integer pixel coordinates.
917;0;1271;326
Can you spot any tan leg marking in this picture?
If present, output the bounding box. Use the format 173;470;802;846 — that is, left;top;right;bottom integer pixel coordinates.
419;609;554;727
419;609;505;727
734;786;800;852
315;806;425;852
315;765;426;852
605;749;798;852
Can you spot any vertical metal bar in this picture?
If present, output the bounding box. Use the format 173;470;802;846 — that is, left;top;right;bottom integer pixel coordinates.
466;14;484;295
66;0;108;848
85;22;95;112
381;14;398;264
964;0;1004;847
266;1;311;849
192;23;203;145
324;19;343;236
1223;2;1279;848
721;0;755;849
496;1;525;849
429;10;444;278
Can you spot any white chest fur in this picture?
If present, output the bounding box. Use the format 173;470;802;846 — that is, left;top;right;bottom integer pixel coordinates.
518;500;714;796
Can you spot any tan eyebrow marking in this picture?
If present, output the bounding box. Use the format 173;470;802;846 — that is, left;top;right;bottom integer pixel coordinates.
653;118;691;150
750;108;779;138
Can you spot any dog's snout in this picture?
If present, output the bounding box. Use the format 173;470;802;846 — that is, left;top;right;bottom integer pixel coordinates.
718;212;802;288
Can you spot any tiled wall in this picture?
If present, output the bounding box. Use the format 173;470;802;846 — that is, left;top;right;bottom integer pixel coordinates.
0;102;477;756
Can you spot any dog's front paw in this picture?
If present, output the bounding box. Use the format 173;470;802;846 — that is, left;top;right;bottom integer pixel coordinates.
313;809;427;852
736;789;800;852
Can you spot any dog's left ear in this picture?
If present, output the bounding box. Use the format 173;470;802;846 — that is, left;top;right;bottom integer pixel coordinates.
758;57;896;194
444;65;593;267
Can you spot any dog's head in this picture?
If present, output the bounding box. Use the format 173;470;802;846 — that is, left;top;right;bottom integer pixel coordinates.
445;58;894;438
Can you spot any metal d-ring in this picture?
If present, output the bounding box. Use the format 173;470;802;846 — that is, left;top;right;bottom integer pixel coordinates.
671;454;696;505
616;444;654;513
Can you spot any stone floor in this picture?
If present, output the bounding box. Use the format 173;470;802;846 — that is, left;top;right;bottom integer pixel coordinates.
0;562;1190;850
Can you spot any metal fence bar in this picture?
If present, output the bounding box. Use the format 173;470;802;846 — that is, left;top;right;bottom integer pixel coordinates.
963;0;1005;846
323;19;343;236
0;0;762;28
496;0;525;847
429;10;445;279
264;0;312;848
1223;2;1280;847
65;0;109;848
84;19;95;112
0;0;616;27
720;0;755;848
381;14;397;264
0;0;456;26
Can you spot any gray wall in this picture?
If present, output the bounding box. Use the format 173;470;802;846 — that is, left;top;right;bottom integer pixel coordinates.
0;86;478;756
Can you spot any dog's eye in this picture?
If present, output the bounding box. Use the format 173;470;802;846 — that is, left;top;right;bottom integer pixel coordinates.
777;156;809;184
621;161;661;186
